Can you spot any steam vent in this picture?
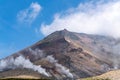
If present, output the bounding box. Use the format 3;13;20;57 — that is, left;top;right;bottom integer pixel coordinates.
1;29;120;80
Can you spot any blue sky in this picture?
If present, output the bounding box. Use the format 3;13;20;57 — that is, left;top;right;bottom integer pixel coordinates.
0;0;89;59
1;0;120;59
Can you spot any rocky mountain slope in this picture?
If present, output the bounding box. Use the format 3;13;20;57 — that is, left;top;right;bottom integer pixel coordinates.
0;29;120;80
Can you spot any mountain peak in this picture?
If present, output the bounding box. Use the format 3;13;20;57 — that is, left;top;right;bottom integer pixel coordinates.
0;29;118;79
61;28;69;32
56;29;70;35
40;29;71;42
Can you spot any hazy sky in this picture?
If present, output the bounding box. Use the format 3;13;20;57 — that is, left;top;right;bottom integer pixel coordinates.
0;0;120;59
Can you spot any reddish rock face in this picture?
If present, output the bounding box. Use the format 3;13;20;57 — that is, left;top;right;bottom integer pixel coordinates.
0;29;118;79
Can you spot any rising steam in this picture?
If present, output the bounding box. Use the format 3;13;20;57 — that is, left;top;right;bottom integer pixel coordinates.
0;55;50;77
46;55;73;78
112;42;120;69
27;48;45;59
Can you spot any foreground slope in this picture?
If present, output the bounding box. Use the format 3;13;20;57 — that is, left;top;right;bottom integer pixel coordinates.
0;29;119;79
81;69;120;80
96;70;120;80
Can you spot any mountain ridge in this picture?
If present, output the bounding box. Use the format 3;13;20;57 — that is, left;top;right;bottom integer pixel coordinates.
0;29;120;80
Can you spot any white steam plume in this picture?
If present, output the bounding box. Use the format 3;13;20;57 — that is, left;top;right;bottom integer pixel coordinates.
112;43;120;69
27;48;45;59
46;55;73;78
0;56;50;77
40;0;120;38
28;48;44;57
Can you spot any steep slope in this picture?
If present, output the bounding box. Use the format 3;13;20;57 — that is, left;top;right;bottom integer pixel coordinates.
0;29;119;79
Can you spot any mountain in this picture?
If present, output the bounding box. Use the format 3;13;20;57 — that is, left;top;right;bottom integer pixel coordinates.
0;29;120;80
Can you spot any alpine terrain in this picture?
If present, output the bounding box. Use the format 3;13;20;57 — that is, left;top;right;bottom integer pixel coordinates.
0;29;120;80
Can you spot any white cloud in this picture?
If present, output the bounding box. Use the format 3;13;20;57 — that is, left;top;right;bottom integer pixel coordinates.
40;0;120;38
17;2;41;24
